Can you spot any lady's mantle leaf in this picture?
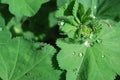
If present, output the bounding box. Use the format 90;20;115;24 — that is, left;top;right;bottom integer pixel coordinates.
77;0;120;20
78;0;97;12
0;30;61;80
56;22;120;80
96;0;120;20
1;0;49;17
57;38;87;80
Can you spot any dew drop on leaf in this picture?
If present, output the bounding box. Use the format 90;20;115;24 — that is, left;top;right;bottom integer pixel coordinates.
84;41;90;47
78;52;83;57
60;21;64;26
102;55;105;58
92;15;96;19
90;12;96;19
94;6;97;9
58;20;65;26
96;39;102;43
90;33;93;39
0;27;2;31
72;52;76;55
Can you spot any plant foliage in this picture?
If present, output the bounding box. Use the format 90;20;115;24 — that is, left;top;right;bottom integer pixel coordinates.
0;0;120;80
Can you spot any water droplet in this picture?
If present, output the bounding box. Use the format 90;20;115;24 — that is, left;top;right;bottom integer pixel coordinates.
0;27;2;31
72;52;76;55
90;12;96;19
94;6;97;9
61;21;64;25
90;33;93;39
79;52;83;57
96;39;102;43
92;15;96;19
84;41;90;47
58;20;65;26
102;55;105;58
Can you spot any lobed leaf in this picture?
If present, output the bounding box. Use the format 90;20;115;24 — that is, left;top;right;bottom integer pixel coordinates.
57;22;120;80
96;0;120;20
0;30;61;80
1;0;49;18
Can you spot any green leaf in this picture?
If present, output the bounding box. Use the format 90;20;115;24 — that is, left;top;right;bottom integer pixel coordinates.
78;0;97;12
57;0;72;8
76;45;116;80
72;0;80;23
0;15;5;27
0;30;11;43
57;38;87;80
60;23;77;38
78;3;85;21
48;11;57;28
57;0;120;21
0;30;61;80
72;0;78;17
58;16;78;26
57;22;120;80
56;0;75;17
96;0;120;20
56;1;81;39
1;0;49;18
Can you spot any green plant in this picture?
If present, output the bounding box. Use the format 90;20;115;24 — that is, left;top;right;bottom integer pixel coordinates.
0;0;120;80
